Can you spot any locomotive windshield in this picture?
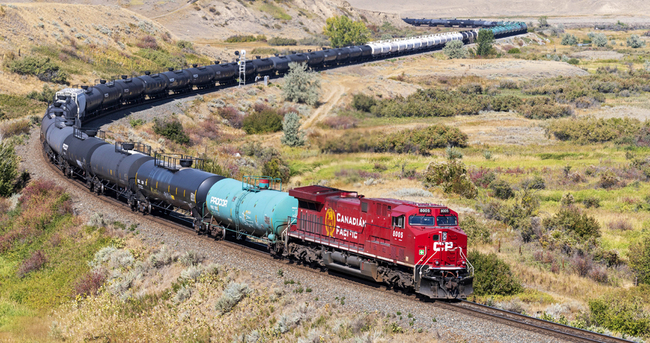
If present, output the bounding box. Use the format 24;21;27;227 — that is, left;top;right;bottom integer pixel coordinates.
437;215;458;226
409;215;434;226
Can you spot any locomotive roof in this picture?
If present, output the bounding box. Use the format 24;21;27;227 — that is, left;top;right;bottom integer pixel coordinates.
290;186;449;211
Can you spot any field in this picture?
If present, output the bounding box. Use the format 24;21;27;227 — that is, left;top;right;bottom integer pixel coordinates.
2;3;650;340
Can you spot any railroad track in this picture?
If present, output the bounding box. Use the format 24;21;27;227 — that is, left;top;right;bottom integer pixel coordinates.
40;143;634;343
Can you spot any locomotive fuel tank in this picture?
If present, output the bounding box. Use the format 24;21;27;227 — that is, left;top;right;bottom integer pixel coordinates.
206;178;297;239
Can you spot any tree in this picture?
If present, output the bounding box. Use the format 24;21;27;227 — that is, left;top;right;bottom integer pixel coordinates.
323;15;370;48
476;29;495;57
591;33;608;47
629;234;650;284
538;16;549;28
627;34;646;48
561;34;578;46
282;62;321;106
0;141;18;196
281;112;305;147
442;40;467;59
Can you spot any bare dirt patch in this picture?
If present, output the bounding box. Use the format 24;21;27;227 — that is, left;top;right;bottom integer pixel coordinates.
570;50;625;60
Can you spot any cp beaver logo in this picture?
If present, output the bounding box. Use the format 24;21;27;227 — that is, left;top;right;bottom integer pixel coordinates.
324;208;336;237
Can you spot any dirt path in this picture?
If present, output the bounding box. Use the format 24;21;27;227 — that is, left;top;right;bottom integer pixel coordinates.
151;1;192;19
300;82;346;130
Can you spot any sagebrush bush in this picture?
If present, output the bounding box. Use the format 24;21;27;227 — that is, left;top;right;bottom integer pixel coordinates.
588;285;650;337
282;63;320;106
218;106;243;128
442;40;466;59
627;34;645;48
136;35;158;50
561;34;578;45
149;246;178;268
424;160;477;199
215;282;249;313
281;112;305;147
179;250;203;267
351;93;376;112
520;176;545;190
468;251;523;296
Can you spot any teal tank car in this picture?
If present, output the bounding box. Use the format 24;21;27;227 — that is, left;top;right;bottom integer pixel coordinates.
205;176;298;241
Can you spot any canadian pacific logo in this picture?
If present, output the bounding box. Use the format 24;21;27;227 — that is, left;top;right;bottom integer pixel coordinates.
324;208;336;237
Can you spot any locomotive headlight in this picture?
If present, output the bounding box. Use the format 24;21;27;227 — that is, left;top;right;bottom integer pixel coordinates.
434;260;440;266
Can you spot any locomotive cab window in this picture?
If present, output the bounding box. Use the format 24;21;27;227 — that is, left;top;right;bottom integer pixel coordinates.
437;215;458;226
409;215;434;226
392;215;404;229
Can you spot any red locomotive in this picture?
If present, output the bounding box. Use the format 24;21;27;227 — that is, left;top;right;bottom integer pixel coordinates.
285;185;473;299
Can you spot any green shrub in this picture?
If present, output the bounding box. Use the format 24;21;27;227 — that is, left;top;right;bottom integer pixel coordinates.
267;37;297;46
318;125;468;155
561;34;578;46
461;215;492;244
242;109;283;134
543;207;601;240
135;49;185;69
582;196;601;208
567;58;579;65
129;118;144;128
489;179;514;199
351;93;376;112
262;157;291;183
424;160;477;199
153;118;190;145
507;48;521;54
7;56;68;84
26;84;56;103
176;40;194;49
546;117;643;144
0;141;19;196
588;285;650;337
468;251;523;296
225;35;266;43
628;234;650;285
476;29;495;56
282;63;320;106
520;176;545;190
591;32;608;47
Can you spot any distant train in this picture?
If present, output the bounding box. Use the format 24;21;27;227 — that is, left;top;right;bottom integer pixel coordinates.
51;21;526;127
38;20;527;299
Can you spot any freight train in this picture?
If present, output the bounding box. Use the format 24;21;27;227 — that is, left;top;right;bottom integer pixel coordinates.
36;20;530;299
41;110;473;298
53;22;526;127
